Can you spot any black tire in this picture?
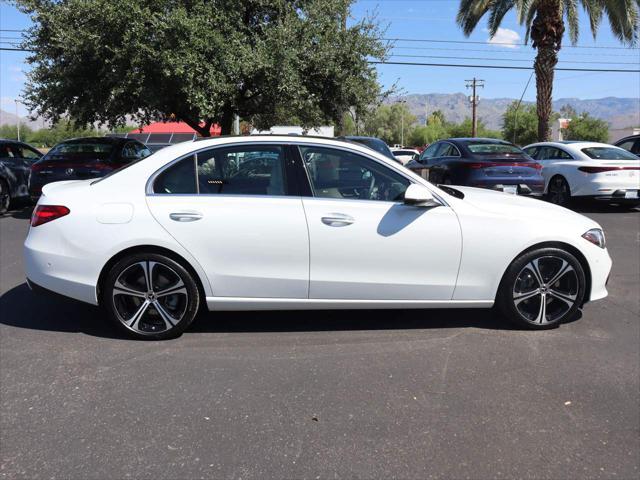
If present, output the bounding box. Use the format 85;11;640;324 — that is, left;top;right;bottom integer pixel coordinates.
102;253;201;340
0;179;10;214
546;176;571;207
496;247;586;329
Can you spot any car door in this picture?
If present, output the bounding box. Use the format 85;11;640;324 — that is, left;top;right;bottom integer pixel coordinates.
536;146;575;191
7;143;39;196
297;144;462;300
146;143;310;298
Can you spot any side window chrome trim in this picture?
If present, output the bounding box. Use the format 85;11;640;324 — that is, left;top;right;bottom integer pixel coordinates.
146;140;450;207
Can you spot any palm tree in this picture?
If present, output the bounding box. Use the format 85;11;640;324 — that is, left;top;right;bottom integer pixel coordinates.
457;0;639;141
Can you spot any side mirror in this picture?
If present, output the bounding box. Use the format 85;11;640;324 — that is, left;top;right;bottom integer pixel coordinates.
404;184;440;207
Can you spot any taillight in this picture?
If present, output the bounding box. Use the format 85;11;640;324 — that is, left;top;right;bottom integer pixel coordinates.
31;205;70;227
468;161;542;169
578;166;640;174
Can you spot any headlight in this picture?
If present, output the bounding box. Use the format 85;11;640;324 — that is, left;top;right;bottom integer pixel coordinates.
582;228;606;249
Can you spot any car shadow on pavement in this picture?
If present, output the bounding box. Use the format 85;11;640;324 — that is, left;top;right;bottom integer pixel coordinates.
0;282;582;338
571;202;639;214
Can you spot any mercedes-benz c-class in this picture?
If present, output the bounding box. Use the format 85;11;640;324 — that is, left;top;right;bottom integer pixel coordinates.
24;136;612;339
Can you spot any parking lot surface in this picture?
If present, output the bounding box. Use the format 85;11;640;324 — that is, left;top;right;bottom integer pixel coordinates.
1;204;638;479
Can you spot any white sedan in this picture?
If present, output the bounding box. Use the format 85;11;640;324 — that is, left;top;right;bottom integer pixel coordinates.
391;148;420;165
25;136;612;339
523;141;640;207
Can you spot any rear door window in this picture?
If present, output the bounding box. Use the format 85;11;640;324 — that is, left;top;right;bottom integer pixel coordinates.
153;145;288;196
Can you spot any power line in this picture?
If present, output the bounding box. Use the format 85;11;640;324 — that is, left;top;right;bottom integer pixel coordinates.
369;60;640;72
389;54;640;65
385;37;640;50
391;45;640;57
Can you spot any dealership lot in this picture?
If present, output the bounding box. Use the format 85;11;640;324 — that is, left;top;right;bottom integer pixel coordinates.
0;204;638;478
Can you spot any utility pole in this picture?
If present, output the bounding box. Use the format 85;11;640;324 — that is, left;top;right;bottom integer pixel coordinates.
15;99;20;142
424;100;428;126
465;78;484;137
397;99;407;146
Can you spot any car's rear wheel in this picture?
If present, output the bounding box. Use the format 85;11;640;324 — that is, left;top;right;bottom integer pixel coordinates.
0;179;10;214
102;253;200;340
497;247;586;329
546;176;571;206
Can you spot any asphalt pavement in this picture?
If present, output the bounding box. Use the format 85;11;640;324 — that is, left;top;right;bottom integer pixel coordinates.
1;203;638;479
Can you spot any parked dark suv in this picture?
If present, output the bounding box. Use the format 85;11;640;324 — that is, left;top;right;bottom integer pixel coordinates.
406;138;544;196
0;139;42;213
30;137;151;200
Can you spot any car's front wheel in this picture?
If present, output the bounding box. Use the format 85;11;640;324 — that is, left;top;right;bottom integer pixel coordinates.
102;253;201;340
497;247;586;329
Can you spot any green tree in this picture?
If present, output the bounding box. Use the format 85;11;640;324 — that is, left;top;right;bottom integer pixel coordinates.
26;121;100;148
0;124;33;141
564;113;609;142
428;110;447;125
447;118;501;139
17;0;388;136
408;123;449;146
502;102;539;146
363;103;417;145
457;0;638;141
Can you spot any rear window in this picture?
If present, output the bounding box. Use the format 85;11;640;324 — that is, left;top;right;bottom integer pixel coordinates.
48;141;114;159
581;147;639;160
394;150;416;156
466;142;523;154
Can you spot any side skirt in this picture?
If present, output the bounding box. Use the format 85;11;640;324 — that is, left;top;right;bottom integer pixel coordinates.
206;297;494;311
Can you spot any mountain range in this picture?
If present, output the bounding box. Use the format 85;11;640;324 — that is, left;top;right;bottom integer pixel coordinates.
1;94;638;132
394;94;639;131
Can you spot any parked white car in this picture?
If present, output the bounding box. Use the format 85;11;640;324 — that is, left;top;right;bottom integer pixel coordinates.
25;136;611;339
391;148;419;165
523;141;640;207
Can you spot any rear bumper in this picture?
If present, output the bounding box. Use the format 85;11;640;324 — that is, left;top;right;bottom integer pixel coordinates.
579;189;640;203
24;238;99;305
471;180;545;196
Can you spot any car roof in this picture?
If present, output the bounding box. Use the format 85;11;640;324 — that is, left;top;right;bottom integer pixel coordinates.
615;134;639;143
447;138;512;144
524;141;612;149
57;136;130;145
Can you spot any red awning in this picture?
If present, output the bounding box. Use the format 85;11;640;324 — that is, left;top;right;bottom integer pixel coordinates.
132;121;221;136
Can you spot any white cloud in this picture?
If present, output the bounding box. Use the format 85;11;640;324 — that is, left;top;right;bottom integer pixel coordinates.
487;27;521;49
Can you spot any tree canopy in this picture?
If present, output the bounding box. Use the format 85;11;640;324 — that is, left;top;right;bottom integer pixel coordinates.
16;0;388;135
564;112;609;143
502;102;539;146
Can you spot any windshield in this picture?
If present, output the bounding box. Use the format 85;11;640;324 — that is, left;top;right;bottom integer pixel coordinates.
349;138;396;160
47;141;114;159
466;142;523;154
581;147;639;160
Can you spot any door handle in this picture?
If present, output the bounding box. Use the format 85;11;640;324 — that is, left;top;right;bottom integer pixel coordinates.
321;213;355;227
169;211;203;222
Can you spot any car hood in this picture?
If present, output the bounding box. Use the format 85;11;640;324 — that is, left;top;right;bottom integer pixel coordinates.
448;185;599;229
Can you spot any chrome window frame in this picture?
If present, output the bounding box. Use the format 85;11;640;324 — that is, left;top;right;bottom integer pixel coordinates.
145;140;450;207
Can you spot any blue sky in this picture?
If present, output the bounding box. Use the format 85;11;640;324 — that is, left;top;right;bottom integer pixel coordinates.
1;0;639;116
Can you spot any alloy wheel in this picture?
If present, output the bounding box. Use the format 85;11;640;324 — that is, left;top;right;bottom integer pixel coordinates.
512;256;579;325
112;260;189;334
